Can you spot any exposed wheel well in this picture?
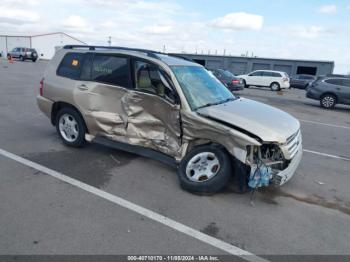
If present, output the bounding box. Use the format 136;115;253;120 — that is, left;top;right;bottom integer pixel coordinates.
51;102;88;132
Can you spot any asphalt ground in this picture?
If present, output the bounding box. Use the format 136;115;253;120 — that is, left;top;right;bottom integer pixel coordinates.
1;59;350;260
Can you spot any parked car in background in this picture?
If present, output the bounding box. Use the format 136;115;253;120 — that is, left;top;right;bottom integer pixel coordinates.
210;69;244;91
36;45;302;194
238;70;290;91
290;74;316;89
7;47;38;62
306;75;350;109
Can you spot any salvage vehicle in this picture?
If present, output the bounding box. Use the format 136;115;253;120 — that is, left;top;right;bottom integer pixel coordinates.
37;45;302;194
306;75;350;109
210;69;244;91
7;47;38;62
238;70;290;91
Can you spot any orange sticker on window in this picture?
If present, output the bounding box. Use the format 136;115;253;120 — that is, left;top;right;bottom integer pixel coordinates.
72;59;79;66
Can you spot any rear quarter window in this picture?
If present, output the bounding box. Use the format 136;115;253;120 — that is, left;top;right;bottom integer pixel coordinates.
57;52;85;79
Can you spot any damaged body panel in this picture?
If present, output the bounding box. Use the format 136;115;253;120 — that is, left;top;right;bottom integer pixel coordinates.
37;45;303;194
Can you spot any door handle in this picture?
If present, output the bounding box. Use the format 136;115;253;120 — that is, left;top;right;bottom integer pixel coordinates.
77;84;88;90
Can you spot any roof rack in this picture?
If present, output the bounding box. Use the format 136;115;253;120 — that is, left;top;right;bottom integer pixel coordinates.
63;45;161;59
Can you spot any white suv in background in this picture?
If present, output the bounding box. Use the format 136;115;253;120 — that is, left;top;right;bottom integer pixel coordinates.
238;70;290;91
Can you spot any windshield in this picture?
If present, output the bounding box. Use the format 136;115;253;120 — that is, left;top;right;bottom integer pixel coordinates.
171;66;235;110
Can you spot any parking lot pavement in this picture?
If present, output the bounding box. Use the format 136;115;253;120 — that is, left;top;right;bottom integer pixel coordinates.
0;157;223;255
1;60;350;257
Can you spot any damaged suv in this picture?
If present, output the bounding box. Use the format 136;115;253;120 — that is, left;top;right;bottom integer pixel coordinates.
37;45;302;194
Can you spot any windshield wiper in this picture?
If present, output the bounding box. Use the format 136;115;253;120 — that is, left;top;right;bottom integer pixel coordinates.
195;97;236;110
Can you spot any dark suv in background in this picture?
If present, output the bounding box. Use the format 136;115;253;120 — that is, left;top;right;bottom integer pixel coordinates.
210;69;244;91
306;75;350;109
7;47;38;62
290;74;316;89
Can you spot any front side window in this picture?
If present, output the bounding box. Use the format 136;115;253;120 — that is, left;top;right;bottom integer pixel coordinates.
250;71;263;76
57;52;85;79
92;55;130;88
171;66;235;110
134;60;176;103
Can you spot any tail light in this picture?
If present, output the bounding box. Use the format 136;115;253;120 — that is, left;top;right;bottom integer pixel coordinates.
232;79;239;85
282;77;289;82
39;78;44;96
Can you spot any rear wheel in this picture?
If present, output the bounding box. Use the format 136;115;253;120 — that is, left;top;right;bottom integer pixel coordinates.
320;94;336;109
178;144;232;195
270;82;280;91
56;107;86;147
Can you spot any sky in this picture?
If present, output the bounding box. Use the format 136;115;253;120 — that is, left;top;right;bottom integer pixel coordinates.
1;0;349;73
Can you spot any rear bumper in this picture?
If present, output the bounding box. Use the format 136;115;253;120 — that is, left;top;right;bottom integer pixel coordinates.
272;145;303;186
37;95;53;119
281;82;290;89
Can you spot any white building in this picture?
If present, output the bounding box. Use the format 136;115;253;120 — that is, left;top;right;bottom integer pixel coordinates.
0;32;86;59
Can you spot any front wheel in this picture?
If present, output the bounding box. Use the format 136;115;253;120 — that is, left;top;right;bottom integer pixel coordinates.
178;144;232;195
19;55;25;61
242;80;249;88
56;107;86;147
270;82;281;91
320;94;336;109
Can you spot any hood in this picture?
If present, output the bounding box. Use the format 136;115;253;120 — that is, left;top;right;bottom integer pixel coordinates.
197;98;300;143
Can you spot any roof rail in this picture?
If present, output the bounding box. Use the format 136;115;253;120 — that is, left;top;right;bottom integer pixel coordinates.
63;45;161;59
63;45;198;63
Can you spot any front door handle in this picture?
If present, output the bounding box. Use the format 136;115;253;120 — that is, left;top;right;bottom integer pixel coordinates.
78;84;88;90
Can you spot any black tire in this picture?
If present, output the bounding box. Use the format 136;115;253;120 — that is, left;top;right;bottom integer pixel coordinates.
320;94;336;109
178;144;232;195
55;107;86;147
242;80;249;88
270;82;280;91
32;58;37;62
19;55;25;61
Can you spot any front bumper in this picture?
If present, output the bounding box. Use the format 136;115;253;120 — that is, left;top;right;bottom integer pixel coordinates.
271;145;303;186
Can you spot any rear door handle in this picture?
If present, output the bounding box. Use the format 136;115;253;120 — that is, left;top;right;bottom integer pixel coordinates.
77;84;88;90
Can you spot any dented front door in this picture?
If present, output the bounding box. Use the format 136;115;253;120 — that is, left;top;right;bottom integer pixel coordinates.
124;59;182;157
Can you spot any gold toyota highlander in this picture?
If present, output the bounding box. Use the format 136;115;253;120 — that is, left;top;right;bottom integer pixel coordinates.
37;45;302;194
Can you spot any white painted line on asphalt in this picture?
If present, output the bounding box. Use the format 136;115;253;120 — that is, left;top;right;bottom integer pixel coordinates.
303;149;350;161
300;119;350;130
0;148;267;262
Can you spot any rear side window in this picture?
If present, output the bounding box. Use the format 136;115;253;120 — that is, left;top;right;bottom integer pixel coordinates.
325;78;344;86
92;55;130;88
263;72;281;77
57;52;85;80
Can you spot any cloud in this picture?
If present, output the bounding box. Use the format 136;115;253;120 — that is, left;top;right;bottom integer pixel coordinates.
0;7;40;24
290;25;327;39
142;25;173;35
210;12;264;30
318;4;337;14
62;15;88;29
